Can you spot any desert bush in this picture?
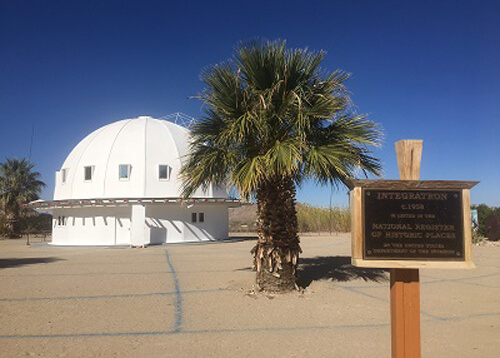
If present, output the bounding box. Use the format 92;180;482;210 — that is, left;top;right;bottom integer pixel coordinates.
0;210;52;237
0;215;7;236
18;212;52;235
472;228;486;244
472;204;500;238
484;215;500;241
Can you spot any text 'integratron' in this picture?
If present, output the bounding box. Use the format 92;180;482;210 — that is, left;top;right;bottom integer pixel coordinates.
376;192;449;200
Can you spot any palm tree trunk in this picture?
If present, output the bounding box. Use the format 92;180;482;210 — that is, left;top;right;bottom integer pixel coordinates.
5;209;19;238
252;176;302;292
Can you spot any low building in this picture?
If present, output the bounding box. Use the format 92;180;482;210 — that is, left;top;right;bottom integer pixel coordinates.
28;115;238;246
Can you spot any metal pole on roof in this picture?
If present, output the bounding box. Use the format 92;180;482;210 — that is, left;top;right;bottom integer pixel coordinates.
28;124;35;162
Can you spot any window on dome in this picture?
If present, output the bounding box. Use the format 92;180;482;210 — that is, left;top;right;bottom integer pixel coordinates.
159;165;171;180
119;164;131;180
84;166;94;181
199;212;205;223
61;168;68;184
191;212;197;223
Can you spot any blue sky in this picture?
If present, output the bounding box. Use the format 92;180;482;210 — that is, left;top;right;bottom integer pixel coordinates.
0;0;498;207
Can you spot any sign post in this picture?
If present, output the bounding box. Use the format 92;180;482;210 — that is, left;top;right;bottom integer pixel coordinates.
391;140;423;358
348;140;478;358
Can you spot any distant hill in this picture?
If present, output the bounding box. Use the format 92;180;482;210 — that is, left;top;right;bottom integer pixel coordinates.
229;204;258;232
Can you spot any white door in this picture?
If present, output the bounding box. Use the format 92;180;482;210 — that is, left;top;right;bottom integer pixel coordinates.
115;216;131;245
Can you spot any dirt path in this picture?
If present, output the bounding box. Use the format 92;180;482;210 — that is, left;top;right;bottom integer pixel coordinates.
0;234;498;357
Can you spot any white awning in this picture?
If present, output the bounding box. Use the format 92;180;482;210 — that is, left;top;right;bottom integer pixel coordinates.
24;197;241;210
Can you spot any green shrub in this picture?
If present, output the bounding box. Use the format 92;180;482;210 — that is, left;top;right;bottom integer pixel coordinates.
18;212;52;234
0;210;52;237
472;204;500;237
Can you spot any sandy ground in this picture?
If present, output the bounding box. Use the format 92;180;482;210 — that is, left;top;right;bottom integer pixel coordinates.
0;234;498;357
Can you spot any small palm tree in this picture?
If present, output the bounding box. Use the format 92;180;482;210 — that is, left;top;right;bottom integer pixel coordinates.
181;40;382;292
0;158;45;237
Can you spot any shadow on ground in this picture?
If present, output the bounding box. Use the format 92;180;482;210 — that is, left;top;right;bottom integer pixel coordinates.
297;256;388;288
0;257;63;269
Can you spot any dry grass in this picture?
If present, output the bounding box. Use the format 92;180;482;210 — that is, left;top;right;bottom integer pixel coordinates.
229;203;350;233
297;203;350;233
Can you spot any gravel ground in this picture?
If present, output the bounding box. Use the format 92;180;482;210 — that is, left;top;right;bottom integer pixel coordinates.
0;234;498;357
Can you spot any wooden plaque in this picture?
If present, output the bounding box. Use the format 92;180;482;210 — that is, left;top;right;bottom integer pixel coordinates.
348;180;478;269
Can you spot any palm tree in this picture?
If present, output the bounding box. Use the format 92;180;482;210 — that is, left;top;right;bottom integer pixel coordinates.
0;158;45;237
181;40;382;292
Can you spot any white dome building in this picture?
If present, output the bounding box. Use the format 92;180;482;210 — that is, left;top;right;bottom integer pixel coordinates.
29;116;238;246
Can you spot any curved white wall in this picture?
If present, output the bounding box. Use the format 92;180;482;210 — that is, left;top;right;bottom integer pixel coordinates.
51;204;229;246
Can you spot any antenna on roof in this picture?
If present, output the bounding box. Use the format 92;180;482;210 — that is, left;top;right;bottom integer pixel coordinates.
159;112;197;128
28;124;35;162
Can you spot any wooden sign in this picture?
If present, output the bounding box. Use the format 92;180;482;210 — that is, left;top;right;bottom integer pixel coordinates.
348;140;479;358
348;180;478;269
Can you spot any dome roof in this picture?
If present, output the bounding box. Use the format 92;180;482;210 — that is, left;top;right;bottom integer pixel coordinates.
54;116;225;200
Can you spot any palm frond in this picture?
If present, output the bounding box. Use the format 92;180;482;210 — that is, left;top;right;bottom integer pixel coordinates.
181;39;383;198
0;158;46;219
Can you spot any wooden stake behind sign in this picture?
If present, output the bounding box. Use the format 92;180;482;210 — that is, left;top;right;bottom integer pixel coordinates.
391;140;423;358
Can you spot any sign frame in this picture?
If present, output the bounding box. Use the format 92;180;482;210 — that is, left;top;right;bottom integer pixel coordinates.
348;179;478;269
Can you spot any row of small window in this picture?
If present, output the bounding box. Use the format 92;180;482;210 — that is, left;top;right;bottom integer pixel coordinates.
56;216;67;226
57;214;205;226
61;165;172;183
191;212;205;223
